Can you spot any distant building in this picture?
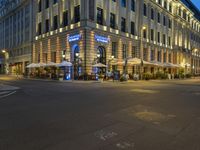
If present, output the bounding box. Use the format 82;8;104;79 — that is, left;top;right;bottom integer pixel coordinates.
0;0;35;75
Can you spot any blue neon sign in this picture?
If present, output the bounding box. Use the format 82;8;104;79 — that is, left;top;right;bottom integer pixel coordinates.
68;34;81;42
95;35;109;44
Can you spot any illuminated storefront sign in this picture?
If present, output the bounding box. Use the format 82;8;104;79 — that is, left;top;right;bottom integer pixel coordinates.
95;35;109;44
68;34;81;42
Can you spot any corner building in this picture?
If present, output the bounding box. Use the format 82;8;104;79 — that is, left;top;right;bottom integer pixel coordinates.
34;0;200;77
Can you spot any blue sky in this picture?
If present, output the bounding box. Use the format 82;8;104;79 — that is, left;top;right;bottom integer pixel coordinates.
191;0;200;10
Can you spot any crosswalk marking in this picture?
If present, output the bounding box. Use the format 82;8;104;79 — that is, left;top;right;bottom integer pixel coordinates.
0;90;17;99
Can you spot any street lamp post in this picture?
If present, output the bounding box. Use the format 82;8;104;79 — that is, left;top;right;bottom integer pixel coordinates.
62;50;66;61
75;52;80;79
93;53;100;76
140;26;146;80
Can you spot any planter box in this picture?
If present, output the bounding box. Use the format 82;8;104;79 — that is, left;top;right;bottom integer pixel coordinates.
98;78;104;83
59;78;63;81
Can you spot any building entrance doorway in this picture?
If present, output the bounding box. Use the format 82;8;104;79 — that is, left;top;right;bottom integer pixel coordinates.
72;44;80;80
97;46;106;73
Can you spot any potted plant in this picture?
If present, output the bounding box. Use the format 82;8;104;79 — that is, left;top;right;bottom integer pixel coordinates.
98;74;104;82
120;75;127;82
143;72;153;80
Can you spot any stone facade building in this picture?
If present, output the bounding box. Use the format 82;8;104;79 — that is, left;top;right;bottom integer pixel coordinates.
0;0;35;74
33;0;200;78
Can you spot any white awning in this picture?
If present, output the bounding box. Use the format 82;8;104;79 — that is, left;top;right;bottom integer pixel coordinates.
92;63;107;68
57;61;72;67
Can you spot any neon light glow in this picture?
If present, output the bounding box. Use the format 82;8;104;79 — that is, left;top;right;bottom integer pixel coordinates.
94;35;109;44
68;34;81;42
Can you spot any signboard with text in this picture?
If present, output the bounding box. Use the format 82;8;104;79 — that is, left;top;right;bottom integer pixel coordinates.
94;35;109;44
68;34;81;42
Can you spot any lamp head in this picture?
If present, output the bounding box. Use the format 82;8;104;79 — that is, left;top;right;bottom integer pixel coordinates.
142;26;146;30
75;52;79;57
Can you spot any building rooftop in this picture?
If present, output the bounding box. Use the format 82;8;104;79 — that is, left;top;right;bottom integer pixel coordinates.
181;0;200;21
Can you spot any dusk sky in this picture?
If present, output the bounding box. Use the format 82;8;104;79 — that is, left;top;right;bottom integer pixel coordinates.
191;0;200;10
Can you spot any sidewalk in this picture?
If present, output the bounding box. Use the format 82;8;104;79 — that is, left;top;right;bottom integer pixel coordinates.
1;74;199;84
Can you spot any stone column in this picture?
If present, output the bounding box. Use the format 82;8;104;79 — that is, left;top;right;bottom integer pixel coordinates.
118;39;123;74
40;41;43;63
106;35;112;71
47;39;51;62
66;34;70;61
56;37;61;63
166;50;169;63
32;43;36;63
84;29;95;74
127;41;132;74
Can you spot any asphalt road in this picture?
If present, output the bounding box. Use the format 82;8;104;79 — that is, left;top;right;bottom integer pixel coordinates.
0;76;200;150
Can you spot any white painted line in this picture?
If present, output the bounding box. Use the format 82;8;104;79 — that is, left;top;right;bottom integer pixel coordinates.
94;130;118;141
116;142;135;149
0;91;16;99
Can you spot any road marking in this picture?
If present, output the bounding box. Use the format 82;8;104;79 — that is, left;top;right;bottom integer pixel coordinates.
94;130;118;141
0;91;11;95
130;89;159;94
116;142;135;149
0;91;17;99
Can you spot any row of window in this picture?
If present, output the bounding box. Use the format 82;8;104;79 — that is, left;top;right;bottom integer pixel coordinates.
111;41;172;63
143;4;172;28
9;46;32;57
156;0;172;13
143;28;171;46
177;7;200;32
38;5;80;34
38;0;57;12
